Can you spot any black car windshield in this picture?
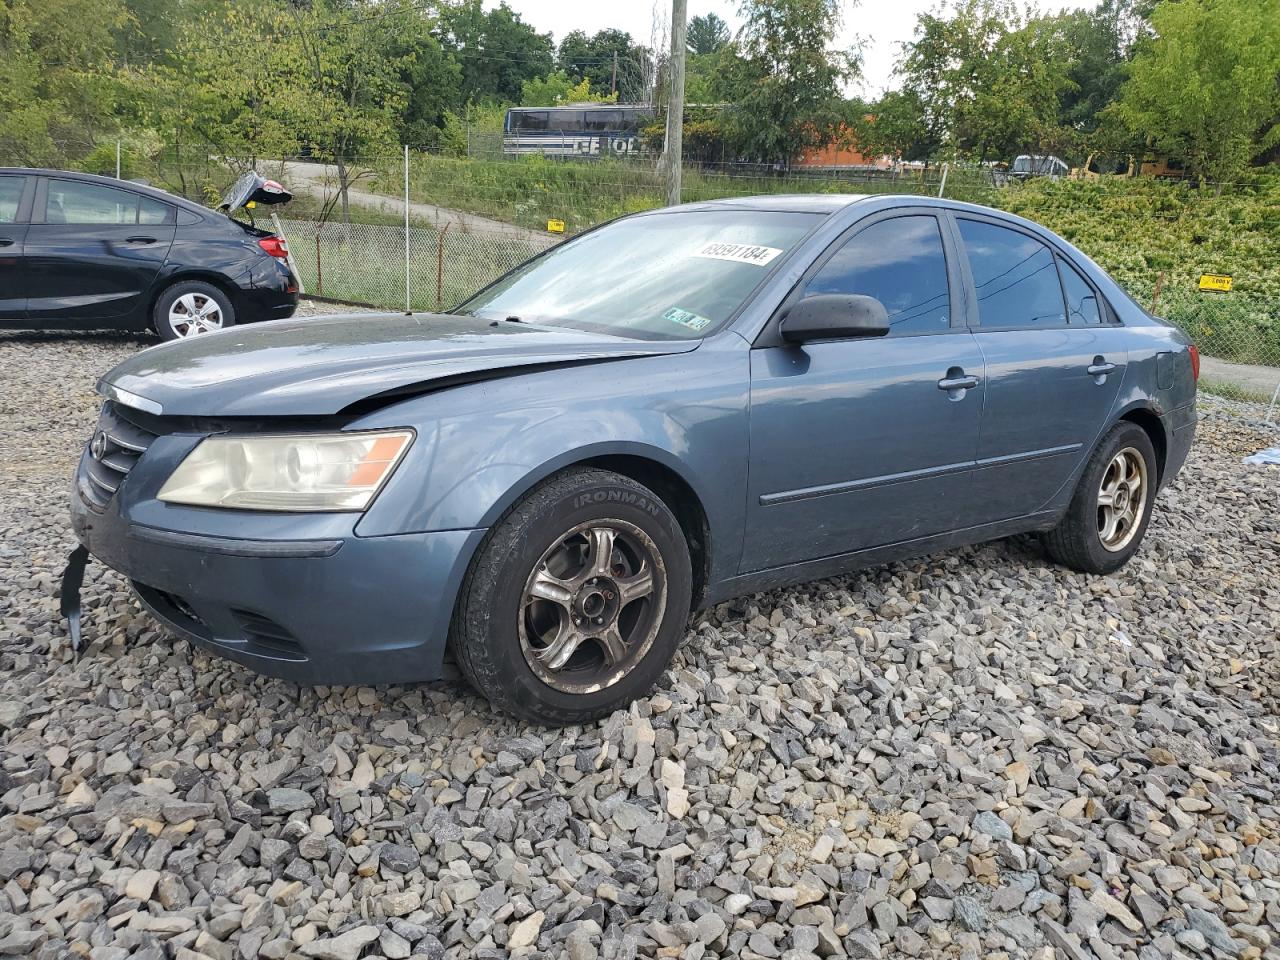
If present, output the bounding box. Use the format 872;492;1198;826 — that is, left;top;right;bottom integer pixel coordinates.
456;209;823;340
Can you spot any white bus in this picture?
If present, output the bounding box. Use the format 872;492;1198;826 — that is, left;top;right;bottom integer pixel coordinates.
503;104;652;158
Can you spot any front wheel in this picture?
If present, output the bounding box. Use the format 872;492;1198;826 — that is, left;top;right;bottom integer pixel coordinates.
450;468;692;725
1043;421;1158;574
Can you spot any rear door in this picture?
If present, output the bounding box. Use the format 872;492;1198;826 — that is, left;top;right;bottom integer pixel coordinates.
24;178;176;327
0;175;32;323
953;214;1127;521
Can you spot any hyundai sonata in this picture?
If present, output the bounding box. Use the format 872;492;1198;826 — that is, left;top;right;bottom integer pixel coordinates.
66;195;1198;724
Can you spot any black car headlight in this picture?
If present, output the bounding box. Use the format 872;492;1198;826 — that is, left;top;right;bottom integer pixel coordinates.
157;430;413;512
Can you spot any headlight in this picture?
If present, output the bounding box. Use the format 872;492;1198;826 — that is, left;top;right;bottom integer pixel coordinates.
157;430;414;512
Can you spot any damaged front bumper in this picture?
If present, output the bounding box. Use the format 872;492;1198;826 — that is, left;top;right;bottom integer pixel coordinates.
63;431;482;685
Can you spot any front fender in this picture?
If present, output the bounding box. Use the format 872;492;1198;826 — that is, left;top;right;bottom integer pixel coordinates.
351;344;751;588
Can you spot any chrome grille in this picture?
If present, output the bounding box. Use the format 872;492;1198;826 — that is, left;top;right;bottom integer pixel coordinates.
78;402;159;511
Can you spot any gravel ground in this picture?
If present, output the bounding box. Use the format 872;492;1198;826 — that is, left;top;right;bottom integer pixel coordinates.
2;317;1279;960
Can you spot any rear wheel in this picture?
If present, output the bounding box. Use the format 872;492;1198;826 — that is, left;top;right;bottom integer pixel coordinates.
154;281;235;341
1043;421;1158;574
450;468;692;725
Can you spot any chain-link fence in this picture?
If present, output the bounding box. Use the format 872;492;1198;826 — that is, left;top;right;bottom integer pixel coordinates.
278;218;556;313
1158;291;1280;370
36;143;1272;379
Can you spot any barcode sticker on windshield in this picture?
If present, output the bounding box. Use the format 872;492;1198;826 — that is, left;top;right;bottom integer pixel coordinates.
693;241;783;266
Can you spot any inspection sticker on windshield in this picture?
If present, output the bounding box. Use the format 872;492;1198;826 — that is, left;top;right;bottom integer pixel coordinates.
694;241;783;266
663;307;712;331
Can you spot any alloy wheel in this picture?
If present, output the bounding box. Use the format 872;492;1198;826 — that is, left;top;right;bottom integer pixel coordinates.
1097;446;1148;552
518;519;667;694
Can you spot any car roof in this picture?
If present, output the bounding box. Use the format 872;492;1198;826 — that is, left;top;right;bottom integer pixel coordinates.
0;167;210;215
677;193;870;214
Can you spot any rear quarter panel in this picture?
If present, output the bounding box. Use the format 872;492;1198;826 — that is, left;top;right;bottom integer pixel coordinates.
155;217;275;305
350;339;751;589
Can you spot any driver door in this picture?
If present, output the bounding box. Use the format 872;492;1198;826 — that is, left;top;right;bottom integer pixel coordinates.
741;211;986;573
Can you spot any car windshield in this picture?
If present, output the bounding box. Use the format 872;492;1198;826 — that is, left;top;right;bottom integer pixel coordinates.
456;209;823;340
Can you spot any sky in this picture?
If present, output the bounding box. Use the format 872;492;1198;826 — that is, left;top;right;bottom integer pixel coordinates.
491;0;1098;97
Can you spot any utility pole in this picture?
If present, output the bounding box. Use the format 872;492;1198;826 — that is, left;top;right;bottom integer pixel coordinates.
661;0;687;207
611;50;618;97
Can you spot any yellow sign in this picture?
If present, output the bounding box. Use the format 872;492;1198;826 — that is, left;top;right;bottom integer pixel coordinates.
547;218;565;234
1199;273;1232;292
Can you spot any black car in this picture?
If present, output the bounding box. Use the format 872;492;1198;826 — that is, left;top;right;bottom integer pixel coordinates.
0;168;299;339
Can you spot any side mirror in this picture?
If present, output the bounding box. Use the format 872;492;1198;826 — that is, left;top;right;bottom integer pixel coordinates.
780;294;891;343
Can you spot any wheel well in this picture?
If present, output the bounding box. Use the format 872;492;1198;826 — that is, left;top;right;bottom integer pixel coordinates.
580;455;711;611
1119;408;1167;484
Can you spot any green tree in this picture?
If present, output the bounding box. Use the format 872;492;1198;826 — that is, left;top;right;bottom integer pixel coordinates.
556;29;651;102
687;13;730;55
0;0;128;166
156;0;422;219
858;89;941;165
439;0;553;104
726;0;860;165
520;70;607;107
395;29;464;150
117;0;180;65
898;0;1074;161
1116;0;1280;182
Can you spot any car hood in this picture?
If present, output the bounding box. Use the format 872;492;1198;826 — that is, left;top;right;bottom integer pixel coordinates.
99;313;700;417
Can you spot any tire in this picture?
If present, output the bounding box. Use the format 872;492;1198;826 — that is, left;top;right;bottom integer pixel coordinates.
450;467;692;725
153;281;236;341
1043;421;1158;574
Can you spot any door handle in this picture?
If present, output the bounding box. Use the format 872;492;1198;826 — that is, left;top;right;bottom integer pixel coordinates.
0;238;13;247
938;374;980;391
125;236;157;244
1087;359;1117;377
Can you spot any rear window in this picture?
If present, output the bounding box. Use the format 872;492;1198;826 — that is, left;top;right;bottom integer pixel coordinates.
0;176;23;223
44;179;173;226
46;180;139;224
959;219;1066;329
1059;257;1102;324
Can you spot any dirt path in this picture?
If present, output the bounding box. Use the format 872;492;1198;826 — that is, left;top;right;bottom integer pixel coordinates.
280;160;547;242
1200;355;1280;400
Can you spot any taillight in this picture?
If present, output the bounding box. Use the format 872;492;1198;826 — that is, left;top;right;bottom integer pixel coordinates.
1188;345;1200;383
258;236;288;260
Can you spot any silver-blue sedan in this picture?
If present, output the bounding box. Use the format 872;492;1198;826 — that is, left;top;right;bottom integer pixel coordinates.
67;194;1198;724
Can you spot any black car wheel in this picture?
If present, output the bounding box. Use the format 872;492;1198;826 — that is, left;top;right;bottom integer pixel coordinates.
154;281;235;341
450;467;692;725
1043;421;1158;574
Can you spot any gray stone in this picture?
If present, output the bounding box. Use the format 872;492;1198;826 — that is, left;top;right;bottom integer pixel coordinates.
953;896;986;932
972;811;1012;842
266;789;314;813
843;928;881;959
299;926;379;960
1185;908;1242;956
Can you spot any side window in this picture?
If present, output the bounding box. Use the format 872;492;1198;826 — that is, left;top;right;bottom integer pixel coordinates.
804;215;952;335
139;196;173;225
0;177;25;223
516;111;549;131
958;219;1066;329
1058;257;1102;324
45;180;141;225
